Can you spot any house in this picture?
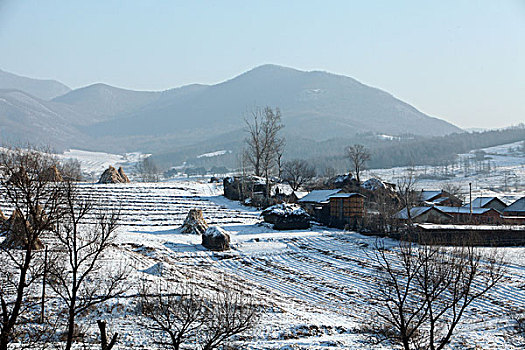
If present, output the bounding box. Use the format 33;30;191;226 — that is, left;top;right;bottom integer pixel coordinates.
298;189;342;223
328;193;365;227
298;189;342;213
435;206;501;224
463;196;507;212
395;206;452;224
287;191;308;203
503;197;525;217
419;190;463;207
223;176;268;201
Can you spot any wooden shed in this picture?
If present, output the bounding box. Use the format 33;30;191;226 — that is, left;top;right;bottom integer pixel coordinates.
329;193;365;226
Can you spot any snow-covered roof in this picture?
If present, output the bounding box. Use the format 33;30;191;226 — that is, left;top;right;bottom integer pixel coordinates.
293;191;309;200
464;197;506;209
261;203;308;217
395;206;437;220
329;193;365;199
435;206;494;215
361;178;386;191
298;189;342;204
432;197;450;204
419;190;443;202
504;197;525;213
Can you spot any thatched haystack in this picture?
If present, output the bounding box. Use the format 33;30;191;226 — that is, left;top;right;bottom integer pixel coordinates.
39;165;64;182
261;203;311;230
0;210;44;250
118;166;130;182
202;226;230;251
180;209;208;234
98;166;130;184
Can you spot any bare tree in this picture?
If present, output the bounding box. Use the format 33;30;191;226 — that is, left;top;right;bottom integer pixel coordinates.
244;107;284;179
48;182;127;350
369;237;505;350
0;147;67;350
199;288;260;350
97;320;118;350
397;169;418;224
346;144;371;184
282;159;316;191
137;156;159;182
442;183;464;202
140;279;260;350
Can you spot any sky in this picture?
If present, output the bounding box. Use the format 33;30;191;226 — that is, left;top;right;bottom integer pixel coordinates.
0;0;523;129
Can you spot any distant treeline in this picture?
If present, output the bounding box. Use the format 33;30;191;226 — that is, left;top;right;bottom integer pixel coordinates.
153;125;524;173
367;125;525;169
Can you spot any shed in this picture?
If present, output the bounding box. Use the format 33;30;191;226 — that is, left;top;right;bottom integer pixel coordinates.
435;206;501;224
464;197;507;212
503;197;525;217
395;206;452;224
419;190;462;207
297;189;341;224
328;193;365;228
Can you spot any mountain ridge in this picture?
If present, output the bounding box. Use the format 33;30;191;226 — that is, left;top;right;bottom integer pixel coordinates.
0;69;71;100
0;65;462;158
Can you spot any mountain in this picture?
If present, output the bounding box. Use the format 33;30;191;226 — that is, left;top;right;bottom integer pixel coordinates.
0;64;463;161
0;69;71;100
0;89;88;149
87;65;461;144
52;83;160;124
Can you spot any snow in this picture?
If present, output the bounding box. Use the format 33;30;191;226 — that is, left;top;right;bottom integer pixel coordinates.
196;150;231;158
298;189;341;204
3;179;517;349
204;225;228;238
3;143;525;348
366;140;525;202
58;149;148;180
261;203;308;217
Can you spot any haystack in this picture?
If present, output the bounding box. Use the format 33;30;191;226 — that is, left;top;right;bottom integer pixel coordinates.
0;210;44;250
98;166;130;184
261;203;311;230
202;226;230;251
118;166;130;182
180;209;208;234
40;165;64;182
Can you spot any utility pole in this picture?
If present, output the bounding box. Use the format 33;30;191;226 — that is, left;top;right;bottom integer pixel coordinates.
469;182;472;222
40;246;48;323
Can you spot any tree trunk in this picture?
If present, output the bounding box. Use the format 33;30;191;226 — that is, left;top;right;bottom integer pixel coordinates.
64;287;77;350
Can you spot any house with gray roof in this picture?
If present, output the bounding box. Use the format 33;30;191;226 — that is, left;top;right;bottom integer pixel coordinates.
464;196;507;212
395;206;452;224
503;197;525;217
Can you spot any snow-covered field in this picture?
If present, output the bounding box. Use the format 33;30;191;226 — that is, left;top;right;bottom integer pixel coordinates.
2;180;521;349
368;141;525;203
27;142;523;348
58;149;148;181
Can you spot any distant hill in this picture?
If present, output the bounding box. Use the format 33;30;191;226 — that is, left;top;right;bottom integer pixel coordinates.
0;89;87;149
0;69;71;100
0;64;462;159
53;83;160;124
87;65;461;143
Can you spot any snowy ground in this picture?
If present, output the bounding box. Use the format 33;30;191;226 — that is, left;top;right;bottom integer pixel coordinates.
367;141;525;203
2;180;522;349
30;142;524;348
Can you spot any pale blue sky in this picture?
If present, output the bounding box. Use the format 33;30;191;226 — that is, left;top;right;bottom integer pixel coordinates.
0;0;523;129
